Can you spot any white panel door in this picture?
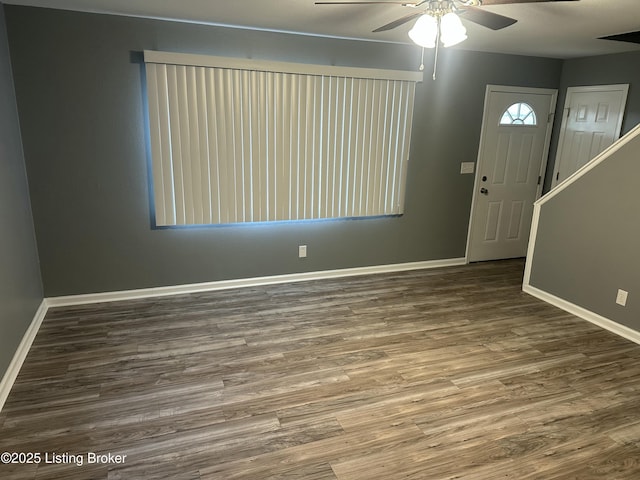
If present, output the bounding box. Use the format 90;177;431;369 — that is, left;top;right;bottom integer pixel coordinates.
552;85;628;188
467;86;557;263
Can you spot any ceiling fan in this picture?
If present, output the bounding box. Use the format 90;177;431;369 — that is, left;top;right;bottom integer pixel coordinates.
316;0;578;77
315;0;578;34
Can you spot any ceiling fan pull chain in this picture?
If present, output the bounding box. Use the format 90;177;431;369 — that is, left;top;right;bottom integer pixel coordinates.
419;47;425;71
432;43;439;80
433;16;441;80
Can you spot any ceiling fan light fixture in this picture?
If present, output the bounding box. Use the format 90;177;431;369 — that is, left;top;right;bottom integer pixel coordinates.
440;12;467;47
408;9;467;50
408;13;438;48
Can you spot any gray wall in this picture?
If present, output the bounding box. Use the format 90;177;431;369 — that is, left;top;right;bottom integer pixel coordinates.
0;5;43;378
529;127;640;331
5;6;562;296
530;50;640;333
544;50;640;192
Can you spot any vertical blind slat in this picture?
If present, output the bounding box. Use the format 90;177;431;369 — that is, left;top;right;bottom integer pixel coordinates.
294;75;304;220
283;75;298;220
231;70;243;223
248;71;259;222
176;66;194;225
156;66;176;225
389;81;402;212
276;73;284;220
352;79;365;217
343;79;351;218
330;77;342;219
318;77;328;219
385;80;396;213
186;67;203;224
146;60;416;226
370;80;384;217
398;85;415;213
195;68;211;224
145;64;166;225
204;69;220;224
166;66;185;225
256;74;263;221
239;70;252;222
215;69;230;224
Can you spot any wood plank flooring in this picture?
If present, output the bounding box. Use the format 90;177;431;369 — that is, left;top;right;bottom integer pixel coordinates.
2;260;640;479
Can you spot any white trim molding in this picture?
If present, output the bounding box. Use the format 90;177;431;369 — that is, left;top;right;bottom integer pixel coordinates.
523;284;640;346
0;300;49;412
522;202;541;287
47;258;467;307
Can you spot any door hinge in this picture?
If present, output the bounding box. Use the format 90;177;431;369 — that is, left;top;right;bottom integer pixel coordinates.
565;107;571;118
556;172;560;181
548;112;554;123
537;175;542;185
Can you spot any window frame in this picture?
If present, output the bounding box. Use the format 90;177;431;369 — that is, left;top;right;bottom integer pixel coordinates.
499;102;537;126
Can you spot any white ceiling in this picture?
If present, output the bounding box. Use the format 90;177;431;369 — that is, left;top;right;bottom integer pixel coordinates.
4;0;640;59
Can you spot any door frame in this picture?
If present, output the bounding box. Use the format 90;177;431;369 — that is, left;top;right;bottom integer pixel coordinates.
465;85;558;263
550;84;629;189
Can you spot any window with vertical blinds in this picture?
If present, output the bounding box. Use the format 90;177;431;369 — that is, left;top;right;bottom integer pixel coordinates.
144;51;422;226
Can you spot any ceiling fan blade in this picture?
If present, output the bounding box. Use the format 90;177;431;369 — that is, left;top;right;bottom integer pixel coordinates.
479;0;579;4
373;11;423;32
458;6;517;30
314;1;418;5
599;31;640;45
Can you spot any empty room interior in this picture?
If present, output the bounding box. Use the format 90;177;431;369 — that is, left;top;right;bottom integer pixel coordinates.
2;0;640;478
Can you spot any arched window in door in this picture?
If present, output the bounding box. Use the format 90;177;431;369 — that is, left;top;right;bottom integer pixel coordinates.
500;102;537;125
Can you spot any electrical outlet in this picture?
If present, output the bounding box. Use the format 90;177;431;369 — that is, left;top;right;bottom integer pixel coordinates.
298;245;307;258
616;289;628;307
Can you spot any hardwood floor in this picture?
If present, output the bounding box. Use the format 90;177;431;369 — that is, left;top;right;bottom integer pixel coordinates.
2;260;640;479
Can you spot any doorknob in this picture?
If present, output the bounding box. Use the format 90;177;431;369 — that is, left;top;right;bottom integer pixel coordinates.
480;188;489;195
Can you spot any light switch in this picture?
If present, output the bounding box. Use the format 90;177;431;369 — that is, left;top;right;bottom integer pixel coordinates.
616;289;628;306
460;162;475;174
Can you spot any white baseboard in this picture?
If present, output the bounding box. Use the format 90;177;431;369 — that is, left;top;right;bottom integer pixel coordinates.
46;258;467;307
0;299;49;413
523;284;640;345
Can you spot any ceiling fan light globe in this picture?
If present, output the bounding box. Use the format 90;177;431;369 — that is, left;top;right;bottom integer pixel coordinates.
440;12;467;47
408;14;438;49
441;30;467;47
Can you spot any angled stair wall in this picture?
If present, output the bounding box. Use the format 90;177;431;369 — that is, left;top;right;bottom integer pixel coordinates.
524;123;640;343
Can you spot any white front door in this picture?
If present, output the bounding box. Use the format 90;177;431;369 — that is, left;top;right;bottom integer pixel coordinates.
551;84;628;188
467;86;557;263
